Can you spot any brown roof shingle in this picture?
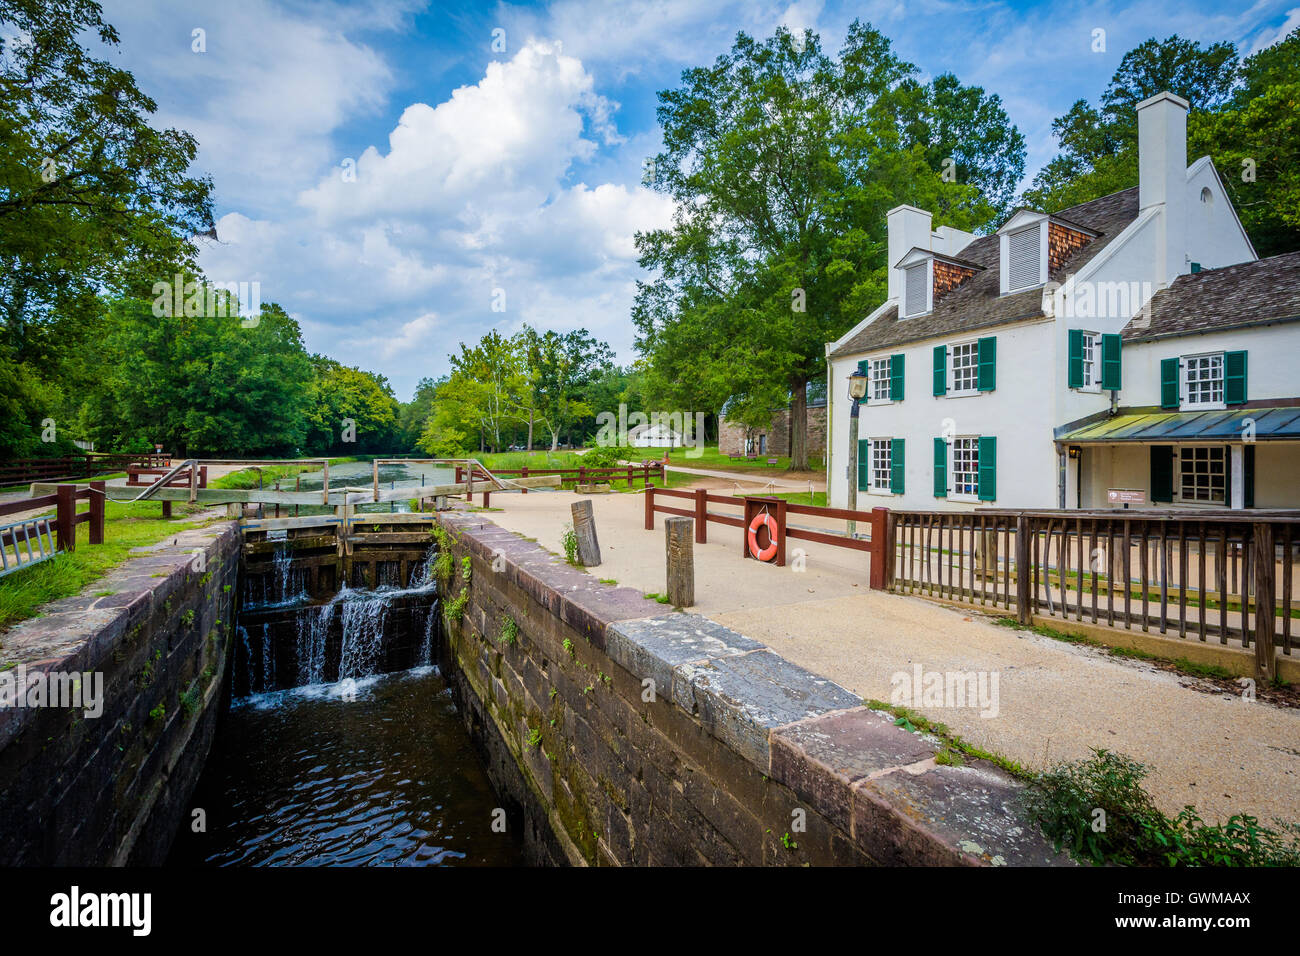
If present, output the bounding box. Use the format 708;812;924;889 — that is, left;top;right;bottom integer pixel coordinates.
828;187;1141;358
1122;251;1300;342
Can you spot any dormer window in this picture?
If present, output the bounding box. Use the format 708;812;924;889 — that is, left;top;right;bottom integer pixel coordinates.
997;209;1095;295
903;261;930;317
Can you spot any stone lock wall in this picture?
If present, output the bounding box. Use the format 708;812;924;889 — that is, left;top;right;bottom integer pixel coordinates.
0;523;239;865
434;512;1067;867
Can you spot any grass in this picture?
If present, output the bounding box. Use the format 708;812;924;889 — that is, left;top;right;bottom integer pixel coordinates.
864;698;1031;779
765;489;828;507
992;616;1240;681
0;500;213;635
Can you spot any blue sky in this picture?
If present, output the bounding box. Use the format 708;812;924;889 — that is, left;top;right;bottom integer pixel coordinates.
100;0;1300;400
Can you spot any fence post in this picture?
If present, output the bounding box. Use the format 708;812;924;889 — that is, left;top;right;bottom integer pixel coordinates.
1016;515;1032;625
694;488;708;544
521;465;528;494
1253;522;1276;684
55;484;76;551
571;499;601;566
644;486;655;530
578;465;586;487
665;516;695;607
869;507;889;589
627;464;634;488
88;481;105;545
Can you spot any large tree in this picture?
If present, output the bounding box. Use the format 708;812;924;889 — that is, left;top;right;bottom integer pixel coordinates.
634;23;1021;469
1022;31;1300;257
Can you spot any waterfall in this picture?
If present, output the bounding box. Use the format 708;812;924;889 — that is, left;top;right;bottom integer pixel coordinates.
239;543;441;698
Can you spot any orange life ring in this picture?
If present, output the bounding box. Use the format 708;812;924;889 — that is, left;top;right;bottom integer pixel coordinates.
747;512;779;561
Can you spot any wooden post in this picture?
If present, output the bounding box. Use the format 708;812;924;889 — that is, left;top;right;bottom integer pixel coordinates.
869;507;888;590
665;516;694;608
55;484;76;551
188;464;198;503
162;500;172;518
1254;522;1276;684
322;460;330;505
571;499;601;566
482;490;491;508
373;459;380;503
643;461;651;488
627;465;634;488
578;465;586;487
694;488;707;544
644;486;655;530
521;465;528;494
1016;515;1032;625
88;481;105;545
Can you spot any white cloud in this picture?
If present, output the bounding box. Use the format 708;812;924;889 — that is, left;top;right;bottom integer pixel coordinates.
1248;5;1300;51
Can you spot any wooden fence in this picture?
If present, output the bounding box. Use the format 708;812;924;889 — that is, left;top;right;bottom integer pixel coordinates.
0;453;169;486
126;465;207;517
643;486;889;588
455;461;663;505
0;481;105;556
888;509;1298;678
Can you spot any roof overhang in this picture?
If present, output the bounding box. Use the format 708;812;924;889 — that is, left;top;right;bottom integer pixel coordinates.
892;246;985;271
1057;407;1300;444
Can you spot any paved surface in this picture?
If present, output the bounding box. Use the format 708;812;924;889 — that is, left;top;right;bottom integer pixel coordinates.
476;486;1300;827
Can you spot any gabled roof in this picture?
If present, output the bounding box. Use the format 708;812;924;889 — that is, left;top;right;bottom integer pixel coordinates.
894;246;985;271
1122;251;1300;342
829;187;1140;359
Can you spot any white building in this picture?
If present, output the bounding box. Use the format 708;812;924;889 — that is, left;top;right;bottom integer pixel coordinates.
825;91;1300;513
627;422;686;448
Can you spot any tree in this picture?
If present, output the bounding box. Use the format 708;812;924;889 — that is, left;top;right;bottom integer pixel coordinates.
519;326;614;450
635;22;1018;469
83;296;313;456
304;357;401;454
1023;31;1299;257
0;0;213;364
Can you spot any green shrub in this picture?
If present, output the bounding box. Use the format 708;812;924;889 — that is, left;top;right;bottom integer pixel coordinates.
579;446;622;469
561;523;579;566
1025;748;1300;866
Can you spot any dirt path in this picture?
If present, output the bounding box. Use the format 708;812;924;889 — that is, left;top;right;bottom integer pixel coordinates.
474;487;1300;827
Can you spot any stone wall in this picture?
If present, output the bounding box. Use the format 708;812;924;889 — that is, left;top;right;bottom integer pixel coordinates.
434;511;1067;866
0;523;238;865
719;404;827;458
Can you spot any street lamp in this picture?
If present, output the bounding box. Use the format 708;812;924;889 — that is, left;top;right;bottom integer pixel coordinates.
846;369;868;535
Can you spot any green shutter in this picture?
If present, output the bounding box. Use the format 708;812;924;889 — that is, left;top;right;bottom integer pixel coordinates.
932;437;947;497
856;359;867;375
1101;334;1122;390
1160;358;1179;409
1244;445;1255;508
1067;329;1084;389
1225;350;1247;405
977;336;996;391
977;436;997;501
932;345;946;396
890;438;905;494
890;353;904;401
1150;446;1174;503
857;438;869;491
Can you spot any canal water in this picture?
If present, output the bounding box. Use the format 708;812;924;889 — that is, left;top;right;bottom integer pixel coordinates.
283;460;457;516
169;542;524;867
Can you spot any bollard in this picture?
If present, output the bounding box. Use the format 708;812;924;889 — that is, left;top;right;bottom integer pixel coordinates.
665;516;694;608
570;499;601;566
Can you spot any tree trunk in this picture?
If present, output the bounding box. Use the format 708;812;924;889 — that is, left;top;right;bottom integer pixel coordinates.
789;377;809;470
527;409;534;451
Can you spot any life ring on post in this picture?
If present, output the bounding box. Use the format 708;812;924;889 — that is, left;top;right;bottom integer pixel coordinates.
747;511;779;562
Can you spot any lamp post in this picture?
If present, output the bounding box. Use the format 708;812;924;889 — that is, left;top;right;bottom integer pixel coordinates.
846;368;868;536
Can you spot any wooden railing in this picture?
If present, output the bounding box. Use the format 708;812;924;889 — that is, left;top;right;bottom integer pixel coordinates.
126;465;207;517
888;510;1299;678
454;461;663;505
644;487;888;587
0;481;105;555
0;453;169;486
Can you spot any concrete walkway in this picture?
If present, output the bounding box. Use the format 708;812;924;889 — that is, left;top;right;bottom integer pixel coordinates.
474;487;1300;827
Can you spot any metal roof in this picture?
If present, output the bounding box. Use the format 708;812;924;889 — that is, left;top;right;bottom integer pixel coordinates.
1059;407;1300;443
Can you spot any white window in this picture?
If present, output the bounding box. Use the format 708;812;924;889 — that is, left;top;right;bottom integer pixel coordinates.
1007;224;1042;290
1178;446;1226;503
870;439;892;492
949;342;979;394
904;262;929;317
951;437;980;499
1182;353;1224;409
869;357;892;402
1080;331;1101;391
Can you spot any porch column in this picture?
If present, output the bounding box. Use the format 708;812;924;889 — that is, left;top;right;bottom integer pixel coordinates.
1230;444;1244;510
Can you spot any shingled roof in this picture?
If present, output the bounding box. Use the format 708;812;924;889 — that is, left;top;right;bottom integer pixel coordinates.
828;187;1141;359
1122;251;1300;342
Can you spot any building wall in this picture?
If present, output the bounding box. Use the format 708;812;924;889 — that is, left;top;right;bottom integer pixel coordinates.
1121;323;1299;409
1076;442;1300;510
719;405;827;458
